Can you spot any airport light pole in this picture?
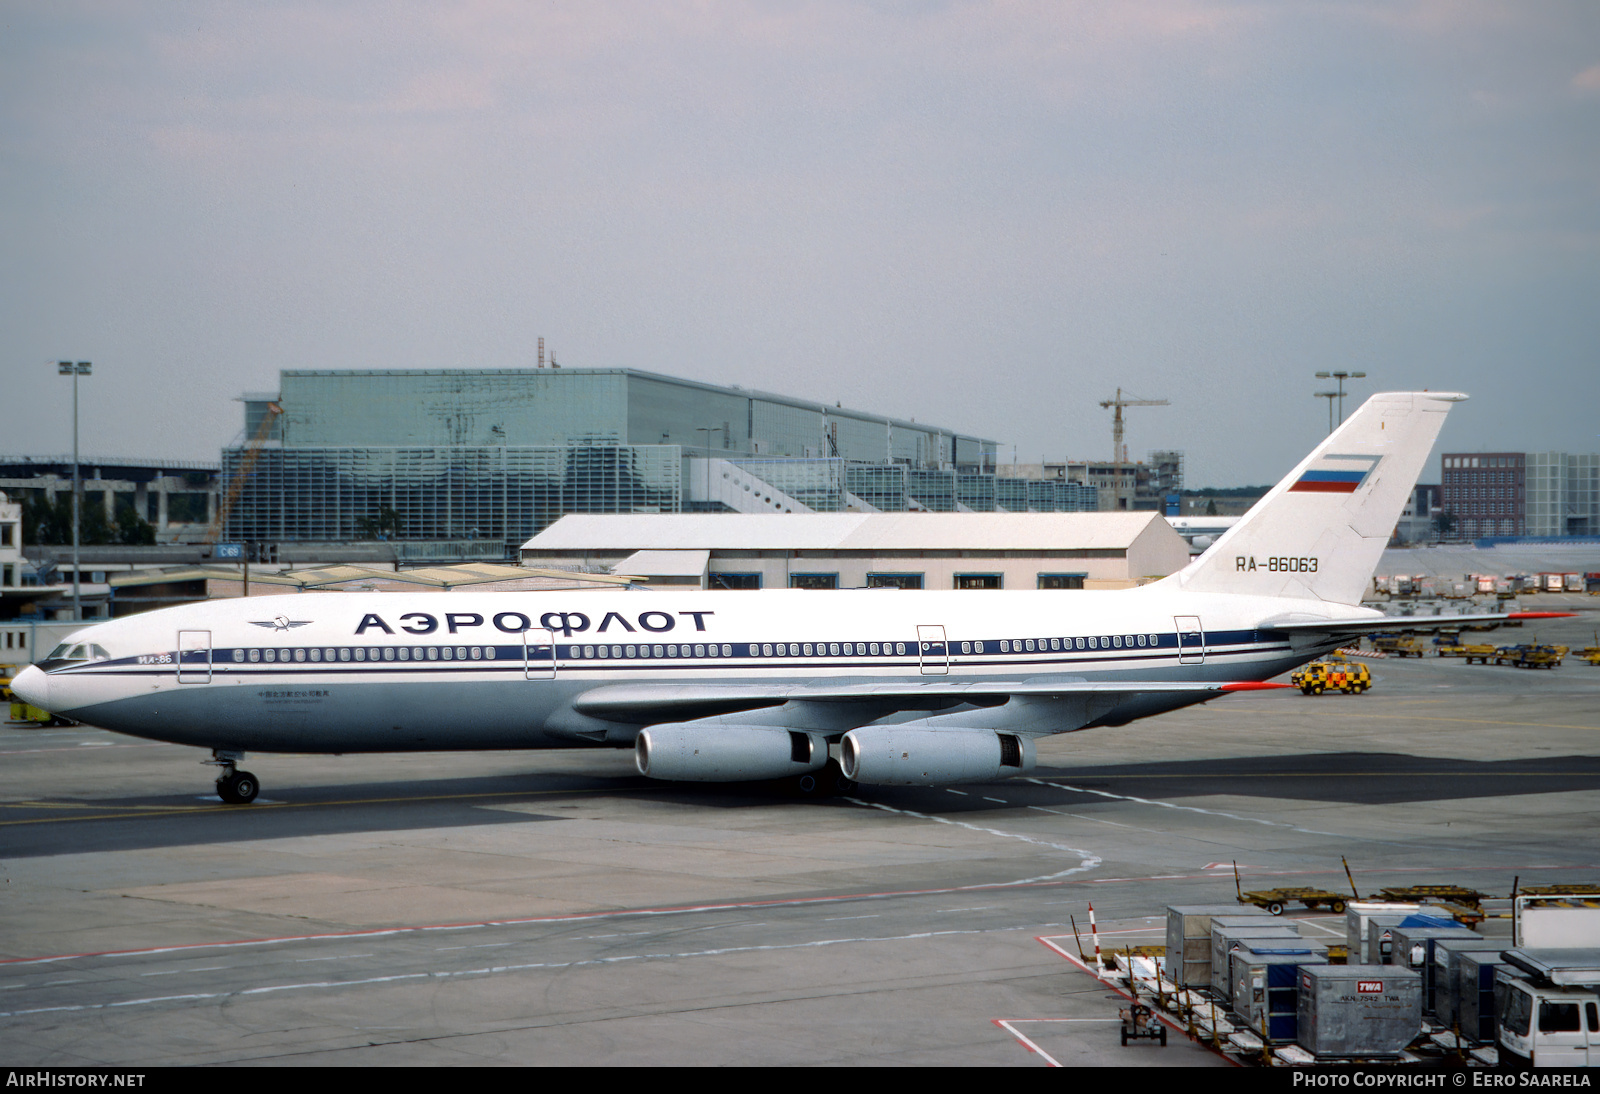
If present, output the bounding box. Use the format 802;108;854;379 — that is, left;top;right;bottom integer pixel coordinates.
57;361;92;621
1313;390;1339;435
1314;370;1366;427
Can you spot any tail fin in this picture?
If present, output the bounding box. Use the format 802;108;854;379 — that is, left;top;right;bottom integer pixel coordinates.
1171;391;1464;606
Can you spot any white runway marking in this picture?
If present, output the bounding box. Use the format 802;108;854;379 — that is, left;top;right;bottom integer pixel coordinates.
0;924;1065;1020
1025;778;1348;837
845;798;1102;886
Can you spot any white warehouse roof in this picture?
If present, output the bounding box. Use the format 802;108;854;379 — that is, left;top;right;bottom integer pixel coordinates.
523;512;1175;553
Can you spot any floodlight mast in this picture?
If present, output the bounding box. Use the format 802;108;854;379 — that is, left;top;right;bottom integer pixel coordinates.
57;361;91;621
1314;370;1367;427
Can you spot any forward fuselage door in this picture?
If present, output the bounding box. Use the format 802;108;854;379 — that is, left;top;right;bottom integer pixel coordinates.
524;627;556;680
917;625;949;676
1174;616;1206;665
177;629;212;684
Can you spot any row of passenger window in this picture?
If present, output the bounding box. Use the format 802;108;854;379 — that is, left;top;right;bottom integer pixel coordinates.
751;642;908;657
984;634;1163;654
231;646;498;663
571;643;734;659
221;634;1167;667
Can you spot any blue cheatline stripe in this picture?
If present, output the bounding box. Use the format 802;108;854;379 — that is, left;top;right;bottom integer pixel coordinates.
64;629;1294;681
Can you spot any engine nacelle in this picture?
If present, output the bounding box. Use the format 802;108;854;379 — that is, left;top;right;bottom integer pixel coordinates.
635;724;829;782
839;726;1035;786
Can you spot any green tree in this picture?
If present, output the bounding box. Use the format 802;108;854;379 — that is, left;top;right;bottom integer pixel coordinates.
356;504;404;540
20;494;154;546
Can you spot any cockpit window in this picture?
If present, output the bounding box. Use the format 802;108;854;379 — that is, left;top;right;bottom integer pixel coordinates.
47;643;73;660
68;644;89;661
90;644;111;661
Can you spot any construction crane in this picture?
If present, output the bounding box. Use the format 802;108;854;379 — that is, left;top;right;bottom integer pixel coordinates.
204;402;281;546
1098;389;1169;511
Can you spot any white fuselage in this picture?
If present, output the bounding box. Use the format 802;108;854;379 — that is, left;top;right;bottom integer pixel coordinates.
17;583;1343;754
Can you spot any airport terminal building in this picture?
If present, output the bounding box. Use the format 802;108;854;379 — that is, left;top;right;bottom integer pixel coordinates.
222;368;1098;555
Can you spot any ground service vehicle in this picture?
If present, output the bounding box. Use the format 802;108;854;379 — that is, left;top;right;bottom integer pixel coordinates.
1494;644;1566;669
1372;634;1428;658
1289;656;1371;695
1496;949;1600;1067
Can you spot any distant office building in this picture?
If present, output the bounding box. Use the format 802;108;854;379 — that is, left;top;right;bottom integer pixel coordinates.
996;451;1180;512
1525;452;1600;537
1440;452;1524;537
222;368;1103;555
1440;451;1600;538
0;456;221;545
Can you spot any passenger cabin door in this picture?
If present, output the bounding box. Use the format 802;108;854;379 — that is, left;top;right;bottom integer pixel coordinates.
524;628;556;680
1174;616;1206;665
917;625;949;676
177;630;212;684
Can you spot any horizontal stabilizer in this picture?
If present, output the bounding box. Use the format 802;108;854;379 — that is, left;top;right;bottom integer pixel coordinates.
1262;611;1575;637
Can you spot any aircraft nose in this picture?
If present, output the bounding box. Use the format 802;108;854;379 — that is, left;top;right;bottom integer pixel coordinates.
9;666;51;712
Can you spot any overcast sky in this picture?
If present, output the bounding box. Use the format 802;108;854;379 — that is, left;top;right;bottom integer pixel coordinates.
3;2;1596;487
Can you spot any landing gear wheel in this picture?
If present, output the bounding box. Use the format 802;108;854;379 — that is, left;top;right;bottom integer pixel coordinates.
217;770;260;804
788;760;855;798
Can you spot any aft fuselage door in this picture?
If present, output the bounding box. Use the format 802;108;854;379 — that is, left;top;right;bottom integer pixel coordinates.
177;629;212;684
917;625;949;676
524;628;556;680
1174;616;1205;665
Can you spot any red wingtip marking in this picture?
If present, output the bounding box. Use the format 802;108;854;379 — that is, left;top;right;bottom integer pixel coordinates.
1506;612;1577;620
1221;681;1293;691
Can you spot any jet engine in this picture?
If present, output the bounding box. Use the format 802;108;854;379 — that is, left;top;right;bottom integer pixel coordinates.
635;723;829;782
839;726;1035;786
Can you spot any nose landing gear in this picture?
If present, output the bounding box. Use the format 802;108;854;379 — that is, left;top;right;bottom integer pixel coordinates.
205;750;261;804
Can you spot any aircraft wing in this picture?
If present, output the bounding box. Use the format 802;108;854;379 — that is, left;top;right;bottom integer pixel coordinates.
1262;611;1573;637
571;678;1284;719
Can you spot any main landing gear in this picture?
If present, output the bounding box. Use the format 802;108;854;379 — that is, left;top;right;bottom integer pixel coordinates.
206;749;261;804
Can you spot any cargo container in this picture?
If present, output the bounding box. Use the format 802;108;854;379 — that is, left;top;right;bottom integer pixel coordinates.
1212;922;1302;1001
1367;915;1458;965
1164;904;1272;988
1296;965;1423;1057
1454;950;1507;1044
1231;946;1326;1043
1388;924;1481;1013
1347;902;1418;963
1432;937;1504;1025
1515;893;1600;948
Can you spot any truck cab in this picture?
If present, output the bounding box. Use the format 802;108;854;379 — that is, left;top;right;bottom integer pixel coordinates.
1496;974;1600;1065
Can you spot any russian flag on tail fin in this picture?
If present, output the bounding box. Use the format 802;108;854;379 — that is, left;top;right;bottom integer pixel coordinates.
1288;453;1382;494
1166;392;1467;607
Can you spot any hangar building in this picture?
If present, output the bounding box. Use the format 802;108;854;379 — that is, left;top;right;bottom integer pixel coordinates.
520;512;1191;591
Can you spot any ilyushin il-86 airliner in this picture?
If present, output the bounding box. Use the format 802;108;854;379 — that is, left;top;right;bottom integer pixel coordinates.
11;392;1568;803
